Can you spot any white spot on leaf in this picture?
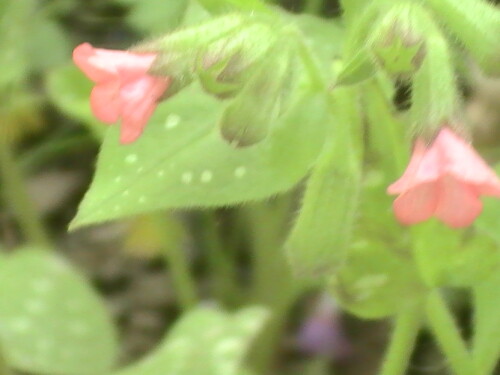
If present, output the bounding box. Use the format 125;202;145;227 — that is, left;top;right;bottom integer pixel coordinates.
125;154;138;164
234;166;246;178
164;114;181;129
201;170;213;183
181;172;193;184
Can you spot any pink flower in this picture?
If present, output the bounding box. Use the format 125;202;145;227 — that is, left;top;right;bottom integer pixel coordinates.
388;127;500;228
73;43;171;144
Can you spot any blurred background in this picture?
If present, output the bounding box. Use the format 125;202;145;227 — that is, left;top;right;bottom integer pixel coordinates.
0;0;499;374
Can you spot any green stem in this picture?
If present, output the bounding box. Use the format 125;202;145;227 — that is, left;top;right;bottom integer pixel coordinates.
199;212;241;307
304;357;330;375
303;0;323;15
425;291;476;375
378;308;423;375
245;198;302;374
155;215;198;311
0;142;51;247
20;134;94;172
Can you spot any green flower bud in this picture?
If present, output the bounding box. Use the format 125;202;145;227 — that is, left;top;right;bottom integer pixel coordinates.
219;42;296;147
132;14;248;95
369;3;426;80
197;22;279;98
132;13;285;100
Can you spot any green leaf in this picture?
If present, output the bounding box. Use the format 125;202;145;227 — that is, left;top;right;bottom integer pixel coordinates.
26;13;71;71
411;221;500;287
0;248;118;375
124;0;189;34
328;240;426;319
71;86;328;229
473;271;500;374
356;170;408;251
286;89;362;279
0;0;32;87
115;306;268;375
475;198;500;244
46;64;105;139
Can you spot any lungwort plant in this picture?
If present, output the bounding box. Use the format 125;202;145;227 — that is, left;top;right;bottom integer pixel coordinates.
1;0;500;374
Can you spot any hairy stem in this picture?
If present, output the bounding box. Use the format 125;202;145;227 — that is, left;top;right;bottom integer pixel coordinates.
426;291;476;375
155;215;198;310
199;211;242;307
0;141;51;247
245;198;302;374
379;308;422;375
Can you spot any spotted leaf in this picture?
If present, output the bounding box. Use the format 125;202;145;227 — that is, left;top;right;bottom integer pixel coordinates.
0;248;118;375
71;85;328;229
114;306;268;375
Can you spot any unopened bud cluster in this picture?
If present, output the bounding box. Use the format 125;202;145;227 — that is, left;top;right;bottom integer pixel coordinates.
134;14;297;147
368;3;426;80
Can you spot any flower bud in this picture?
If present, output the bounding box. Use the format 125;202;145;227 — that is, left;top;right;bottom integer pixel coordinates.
219;42;296;147
369;3;426;80
133;14;248;95
197;22;278;98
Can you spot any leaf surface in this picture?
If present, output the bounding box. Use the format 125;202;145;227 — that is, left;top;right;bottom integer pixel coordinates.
71;86;328;228
0;249;117;375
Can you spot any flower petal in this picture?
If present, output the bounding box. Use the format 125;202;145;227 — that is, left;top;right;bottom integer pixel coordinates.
118;76;170;144
437;127;500;192
392;182;438;225
73;43;157;83
388;139;441;194
90;81;121;124
477;181;500;197
434;175;483;228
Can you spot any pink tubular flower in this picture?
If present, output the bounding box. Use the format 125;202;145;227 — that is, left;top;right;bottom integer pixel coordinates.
388;127;500;228
73;43;171;144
